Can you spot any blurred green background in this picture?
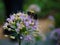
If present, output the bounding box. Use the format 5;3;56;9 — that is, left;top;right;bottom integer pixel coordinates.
0;0;5;24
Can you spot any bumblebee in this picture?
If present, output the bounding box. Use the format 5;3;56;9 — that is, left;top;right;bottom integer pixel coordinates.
27;10;37;20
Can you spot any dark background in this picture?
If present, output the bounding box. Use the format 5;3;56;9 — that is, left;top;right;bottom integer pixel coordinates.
4;0;24;17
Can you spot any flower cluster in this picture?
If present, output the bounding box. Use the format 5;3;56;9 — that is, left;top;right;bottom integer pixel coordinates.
3;12;39;41
50;28;60;40
50;28;60;45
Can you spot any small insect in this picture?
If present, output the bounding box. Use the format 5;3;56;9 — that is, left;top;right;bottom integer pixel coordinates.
27;10;37;20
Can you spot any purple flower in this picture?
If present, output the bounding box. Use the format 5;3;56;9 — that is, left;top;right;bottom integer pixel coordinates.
10;15;15;20
48;15;54;21
4;22;9;26
24;20;29;27
15;28;20;33
16;23;20;27
6;18;10;21
20;15;25;21
24;16;31;26
32;26;37;30
24;35;32;41
25;18;37;30
50;28;60;40
19;13;28;21
6;18;13;23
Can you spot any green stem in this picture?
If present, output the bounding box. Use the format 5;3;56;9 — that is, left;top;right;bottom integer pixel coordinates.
18;39;21;45
18;34;21;45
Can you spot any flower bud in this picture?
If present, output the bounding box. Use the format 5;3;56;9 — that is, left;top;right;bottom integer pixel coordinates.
4;35;8;37
10;36;15;39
